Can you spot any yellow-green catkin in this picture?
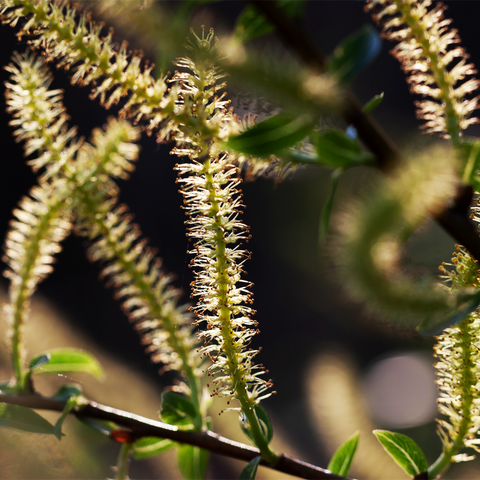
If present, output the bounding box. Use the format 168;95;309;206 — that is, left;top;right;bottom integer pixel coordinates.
432;247;480;471
173;29;275;412
366;0;479;144
170;31;278;461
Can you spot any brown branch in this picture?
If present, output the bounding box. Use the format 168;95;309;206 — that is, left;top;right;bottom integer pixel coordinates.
250;0;480;263
0;392;350;480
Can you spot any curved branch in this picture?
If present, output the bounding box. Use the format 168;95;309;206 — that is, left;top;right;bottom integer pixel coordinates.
249;0;480;263
0;392;349;480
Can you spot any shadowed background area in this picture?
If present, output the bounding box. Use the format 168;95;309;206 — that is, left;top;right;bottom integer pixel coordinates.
0;1;479;479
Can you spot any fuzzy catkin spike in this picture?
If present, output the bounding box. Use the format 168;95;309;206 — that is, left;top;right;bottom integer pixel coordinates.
172;32;277;449
366;0;480;141
4;50;82;179
3;182;72;388
337;146;478;328
177;155;273;405
434;248;480;463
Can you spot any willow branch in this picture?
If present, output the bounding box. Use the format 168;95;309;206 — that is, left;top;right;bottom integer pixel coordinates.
250;0;480;263
0;392;348;480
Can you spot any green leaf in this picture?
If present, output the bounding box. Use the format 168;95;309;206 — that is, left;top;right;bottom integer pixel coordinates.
225;113;317;157
471;174;480;193
28;348;104;378
77;417;120;436
373;430;428;477
234;5;274;43
327;25;381;84
320;168;342;243
313;128;374;168
239;456;261;480
133;437;175;460
51;385;86;440
51;384;83;402
327;431;359;476
362;92;384;114
177;444;208;480
460;138;480;184
0;403;56;435
281;149;321;165
54;395;81;440
239;405;273;445
160;392;197;428
255;405;273;443
234;1;305;43
417;291;480;336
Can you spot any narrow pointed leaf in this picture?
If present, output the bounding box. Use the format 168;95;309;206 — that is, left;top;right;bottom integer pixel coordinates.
373;430;428;477
327;431;359;476
225;113;317;157
234;1;305;43
54;395;81;440
313;129;374;168
51;384;83;402
460;139;480;183
78;417;120;436
28;348;104;378
417;291;480;336
234;5;274;43
320;168;342;243
363;92;384;114
160;391;197;427
133;437;175;460
239;456;261;480
327;25;382;84
0;403;56;435
239;405;273;445
255;405;273;444
177;444;208;480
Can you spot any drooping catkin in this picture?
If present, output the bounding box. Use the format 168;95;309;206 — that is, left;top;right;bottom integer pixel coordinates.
366;0;479;142
337;146;479;331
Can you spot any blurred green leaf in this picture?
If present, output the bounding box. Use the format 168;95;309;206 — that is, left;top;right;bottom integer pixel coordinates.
362;92;384;114
460;138;480;184
239;456;261;479
133;437;175;460
234;1;305;43
225;113;316;157
327;25;382;84
327;431;359;476
234;5;274;43
0;403;56;435
178;444;208;480
417;292;480;336
51;384;83;402
373;430;428;477
160;392;197;428
51;384;85;440
471;174;480;193
319;168;342;243
313;128;374;168
28;348;104;378
78;417;120;436
54;396;81;440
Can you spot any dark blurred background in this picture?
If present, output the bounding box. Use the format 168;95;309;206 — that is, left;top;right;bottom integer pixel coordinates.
0;1;480;479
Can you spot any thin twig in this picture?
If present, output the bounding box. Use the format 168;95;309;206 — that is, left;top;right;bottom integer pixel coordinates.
0;392;349;480
250;0;480;262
